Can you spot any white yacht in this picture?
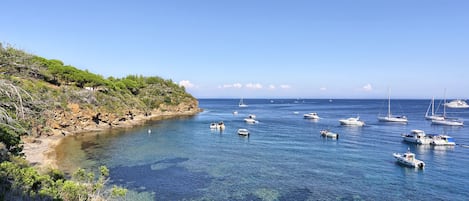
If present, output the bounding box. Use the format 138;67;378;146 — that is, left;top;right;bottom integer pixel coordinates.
393;148;425;169
430;135;456;146
378;88;408;123
425;97;444;121
401;130;432;145
320;129;339;139
339;116;365;126
237;128;249;136
238;98;248;108
444;99;469;109
304;112;320;119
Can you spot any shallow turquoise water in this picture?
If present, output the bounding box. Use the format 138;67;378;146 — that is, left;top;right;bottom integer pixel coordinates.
57;99;469;200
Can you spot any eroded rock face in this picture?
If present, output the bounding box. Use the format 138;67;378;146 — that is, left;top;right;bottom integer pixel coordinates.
44;99;200;136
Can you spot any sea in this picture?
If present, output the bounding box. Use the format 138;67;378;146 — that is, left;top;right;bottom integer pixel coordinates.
55;99;469;201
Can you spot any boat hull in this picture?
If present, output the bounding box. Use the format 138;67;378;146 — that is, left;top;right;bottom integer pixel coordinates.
378;116;408;123
431;119;464;126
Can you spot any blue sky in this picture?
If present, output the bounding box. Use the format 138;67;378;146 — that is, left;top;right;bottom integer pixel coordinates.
1;0;469;99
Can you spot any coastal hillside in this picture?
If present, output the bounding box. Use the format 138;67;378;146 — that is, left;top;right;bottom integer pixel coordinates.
0;43;199;155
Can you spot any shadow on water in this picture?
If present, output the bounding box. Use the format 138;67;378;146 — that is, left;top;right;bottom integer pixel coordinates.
109;157;212;200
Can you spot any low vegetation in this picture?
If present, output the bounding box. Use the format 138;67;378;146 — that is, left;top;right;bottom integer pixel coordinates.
0;42;197;200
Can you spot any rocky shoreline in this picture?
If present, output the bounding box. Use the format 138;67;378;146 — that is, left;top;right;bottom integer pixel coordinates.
22;105;201;172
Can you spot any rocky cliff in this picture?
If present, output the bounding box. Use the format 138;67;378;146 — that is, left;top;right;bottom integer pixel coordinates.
0;43;200;143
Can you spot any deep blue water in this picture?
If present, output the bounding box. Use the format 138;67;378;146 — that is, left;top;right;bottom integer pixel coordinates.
57;99;469;200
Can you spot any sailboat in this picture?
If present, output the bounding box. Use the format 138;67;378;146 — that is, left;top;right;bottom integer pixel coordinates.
378;88;408;123
238;98;248;107
425;97;444;121
431;91;464;126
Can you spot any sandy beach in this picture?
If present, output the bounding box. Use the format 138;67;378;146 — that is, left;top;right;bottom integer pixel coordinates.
22;110;200;171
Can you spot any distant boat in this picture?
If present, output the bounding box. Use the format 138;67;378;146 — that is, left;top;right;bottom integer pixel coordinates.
304;112;320;119
237;128;249;136
432;90;464;126
378;88;408;123
425;97;444;121
244;114;259;124
238;98;248;107
444;99;469;109
339;116;365;126
393;148;425;169
320;129;339;139
210;121;225;130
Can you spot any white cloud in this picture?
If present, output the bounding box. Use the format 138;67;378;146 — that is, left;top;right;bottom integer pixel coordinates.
362;84;373;91
179;80;195;88
246;83;263;89
219;83;243;89
269;84;276;89
233;83;242;88
319;87;327;91
280;84;291;89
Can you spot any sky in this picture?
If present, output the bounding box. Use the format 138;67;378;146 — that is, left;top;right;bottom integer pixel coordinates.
1;0;469;99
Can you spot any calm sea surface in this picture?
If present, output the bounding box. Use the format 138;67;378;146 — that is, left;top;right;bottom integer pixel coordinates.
56;99;469;200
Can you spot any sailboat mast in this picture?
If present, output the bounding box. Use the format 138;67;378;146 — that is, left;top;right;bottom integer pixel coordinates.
388;88;391;118
443;90;447;117
432;97;435;116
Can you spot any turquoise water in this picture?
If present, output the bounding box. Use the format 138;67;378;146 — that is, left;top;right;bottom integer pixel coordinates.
57;99;469;200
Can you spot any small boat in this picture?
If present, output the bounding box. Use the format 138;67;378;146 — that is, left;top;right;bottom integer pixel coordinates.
401;129;432;145
210;121;225;130
320;129;339;139
238;98;248;108
378;88;408;123
209;123;218;129
339;116;365;126
425;97;444;121
244;118;259;124
237;128;249;136
430;135;456;146
304;112;320;119
393;148;425;169
233;111;238;115
244;114;258;124
444;99;469;109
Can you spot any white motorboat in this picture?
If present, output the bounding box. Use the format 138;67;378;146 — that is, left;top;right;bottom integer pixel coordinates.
237;128;249;136
244;114;258;124
320;129;339;139
210;123;218;129
304;112;320;119
401;130;432;145
430;135;456;146
339;116;365;126
210;122;225;130
425;97;444;121
244;118;259;124
378;88;408;123
393;148;425;169
238;98;248;107
444;99;469;109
